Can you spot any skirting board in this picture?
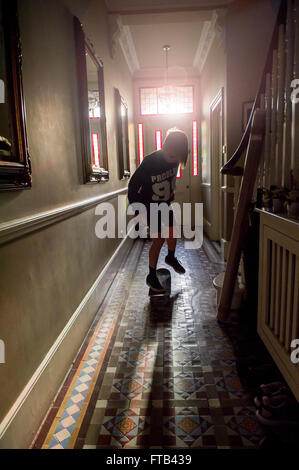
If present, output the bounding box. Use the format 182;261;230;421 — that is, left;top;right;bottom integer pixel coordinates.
0;231;134;449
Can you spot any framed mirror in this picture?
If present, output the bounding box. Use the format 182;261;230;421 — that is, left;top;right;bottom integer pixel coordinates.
0;0;31;191
74;16;109;183
115;88;130;180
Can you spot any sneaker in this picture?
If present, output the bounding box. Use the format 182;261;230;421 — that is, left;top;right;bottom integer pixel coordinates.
146;274;165;292
260;382;287;396
254;382;290;408
165;255;186;274
256;394;299;427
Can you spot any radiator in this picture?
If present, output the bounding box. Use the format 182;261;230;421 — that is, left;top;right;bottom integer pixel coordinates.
257;210;299;401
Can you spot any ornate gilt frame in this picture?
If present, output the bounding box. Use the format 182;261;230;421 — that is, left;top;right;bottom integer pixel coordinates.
73;16;109;184
0;0;31;191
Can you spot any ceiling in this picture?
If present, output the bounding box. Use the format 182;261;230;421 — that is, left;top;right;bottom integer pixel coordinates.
105;0;232;12
131;20;205;70
105;0;229;80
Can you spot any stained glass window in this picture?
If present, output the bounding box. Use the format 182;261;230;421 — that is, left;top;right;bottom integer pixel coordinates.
140;88;158;115
140;86;193;116
155;130;162;150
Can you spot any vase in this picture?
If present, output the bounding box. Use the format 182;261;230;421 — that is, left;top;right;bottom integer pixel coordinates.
272;198;285;214
287;201;299;218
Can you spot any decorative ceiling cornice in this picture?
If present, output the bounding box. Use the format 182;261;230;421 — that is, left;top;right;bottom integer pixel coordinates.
108;14;121;59
108;6;226;78
193;9;226;74
193;11;217;73
105;0;233;15
108;15;139;75
119;23;140;75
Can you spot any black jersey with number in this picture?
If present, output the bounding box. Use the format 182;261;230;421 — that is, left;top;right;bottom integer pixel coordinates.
128;150;178;207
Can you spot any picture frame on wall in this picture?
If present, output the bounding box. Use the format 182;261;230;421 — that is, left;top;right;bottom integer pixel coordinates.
115;88;130;180
0;0;32;191
242;100;254;133
73;16;109;184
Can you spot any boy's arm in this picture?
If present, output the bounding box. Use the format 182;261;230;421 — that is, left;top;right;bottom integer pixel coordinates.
128;161;147;204
169;173;177;202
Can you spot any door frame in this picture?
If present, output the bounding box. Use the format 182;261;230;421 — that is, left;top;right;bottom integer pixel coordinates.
209;87;224;241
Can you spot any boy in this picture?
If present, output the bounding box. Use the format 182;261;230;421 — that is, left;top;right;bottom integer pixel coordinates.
128;128;189;292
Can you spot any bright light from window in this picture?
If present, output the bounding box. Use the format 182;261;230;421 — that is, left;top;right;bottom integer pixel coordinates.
89;90;101;119
155;130;162;150
192;120;198;176
140;86;193;115
93;105;101;118
92;132;100;167
137;123;144;164
177;165;181;179
140;88;157;115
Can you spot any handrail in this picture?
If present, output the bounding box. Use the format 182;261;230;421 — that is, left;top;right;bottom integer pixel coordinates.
218;109;266;323
221;0;286;175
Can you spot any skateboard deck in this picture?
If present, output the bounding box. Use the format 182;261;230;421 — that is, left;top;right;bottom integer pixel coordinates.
149;268;171;306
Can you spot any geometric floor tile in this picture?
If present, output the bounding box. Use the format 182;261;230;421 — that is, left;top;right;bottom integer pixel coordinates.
164;373;205;399
164;412;212;447
113;376;150;399
100;409;150;447
216;373;247;397
226;408;264;445
32;239;267;450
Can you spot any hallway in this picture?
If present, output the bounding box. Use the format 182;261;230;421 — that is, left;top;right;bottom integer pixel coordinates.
32;240;264;449
0;0;298;452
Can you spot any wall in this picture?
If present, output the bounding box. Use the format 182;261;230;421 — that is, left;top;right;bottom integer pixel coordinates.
199;32;226;238
200;0;280;243
0;0;134;447
226;0;280;158
225;0;280;241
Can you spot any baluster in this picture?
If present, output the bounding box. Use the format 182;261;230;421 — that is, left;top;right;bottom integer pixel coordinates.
270;49;278;186
291;0;299;180
265;73;272;189
276;24;285;188
259;93;266;188
283;0;295;189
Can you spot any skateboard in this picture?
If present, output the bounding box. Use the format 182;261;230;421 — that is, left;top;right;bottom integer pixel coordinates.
148;268;171;307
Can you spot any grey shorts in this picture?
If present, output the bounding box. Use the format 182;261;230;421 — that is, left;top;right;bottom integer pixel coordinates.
146;205;176;234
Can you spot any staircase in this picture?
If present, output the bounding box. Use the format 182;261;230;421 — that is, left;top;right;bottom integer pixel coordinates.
217;0;299;399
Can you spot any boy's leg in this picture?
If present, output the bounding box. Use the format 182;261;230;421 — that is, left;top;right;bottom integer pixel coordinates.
166;226;177;252
149;235;165;269
165;220;186;274
146;208;165;292
146;235;165;291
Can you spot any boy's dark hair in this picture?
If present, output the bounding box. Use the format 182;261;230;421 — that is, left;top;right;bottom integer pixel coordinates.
163;128;189;168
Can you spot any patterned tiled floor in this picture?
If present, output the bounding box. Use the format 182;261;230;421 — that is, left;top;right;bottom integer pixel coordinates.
32;239;265;449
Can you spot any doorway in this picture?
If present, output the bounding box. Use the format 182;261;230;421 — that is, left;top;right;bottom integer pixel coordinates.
210;88;224;241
